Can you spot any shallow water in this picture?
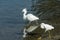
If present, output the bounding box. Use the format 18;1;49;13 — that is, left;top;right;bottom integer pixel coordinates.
0;0;32;40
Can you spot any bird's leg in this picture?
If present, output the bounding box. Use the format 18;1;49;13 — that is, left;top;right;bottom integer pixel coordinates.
37;37;42;40
48;30;51;40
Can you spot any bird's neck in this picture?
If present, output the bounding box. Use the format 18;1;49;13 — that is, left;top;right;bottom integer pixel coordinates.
23;12;27;19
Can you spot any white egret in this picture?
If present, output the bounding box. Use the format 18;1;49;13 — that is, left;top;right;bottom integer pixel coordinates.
40;23;54;39
40;23;54;32
22;8;39;22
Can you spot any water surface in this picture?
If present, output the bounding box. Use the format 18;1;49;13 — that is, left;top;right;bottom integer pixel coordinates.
0;0;32;40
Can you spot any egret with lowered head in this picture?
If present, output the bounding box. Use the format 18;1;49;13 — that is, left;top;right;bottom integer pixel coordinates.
40;23;54;39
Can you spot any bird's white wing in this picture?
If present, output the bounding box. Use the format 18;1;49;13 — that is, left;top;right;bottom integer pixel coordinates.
44;24;54;31
46;24;54;29
26;26;38;32
27;14;39;21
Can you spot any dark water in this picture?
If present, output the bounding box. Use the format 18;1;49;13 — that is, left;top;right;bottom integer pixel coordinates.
0;0;31;40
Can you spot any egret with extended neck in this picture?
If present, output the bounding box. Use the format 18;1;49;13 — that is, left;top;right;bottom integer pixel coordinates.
22;8;39;22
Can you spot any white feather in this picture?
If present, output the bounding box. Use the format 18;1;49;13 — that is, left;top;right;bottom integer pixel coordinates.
22;8;39;21
40;23;54;32
26;13;39;21
40;23;45;29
